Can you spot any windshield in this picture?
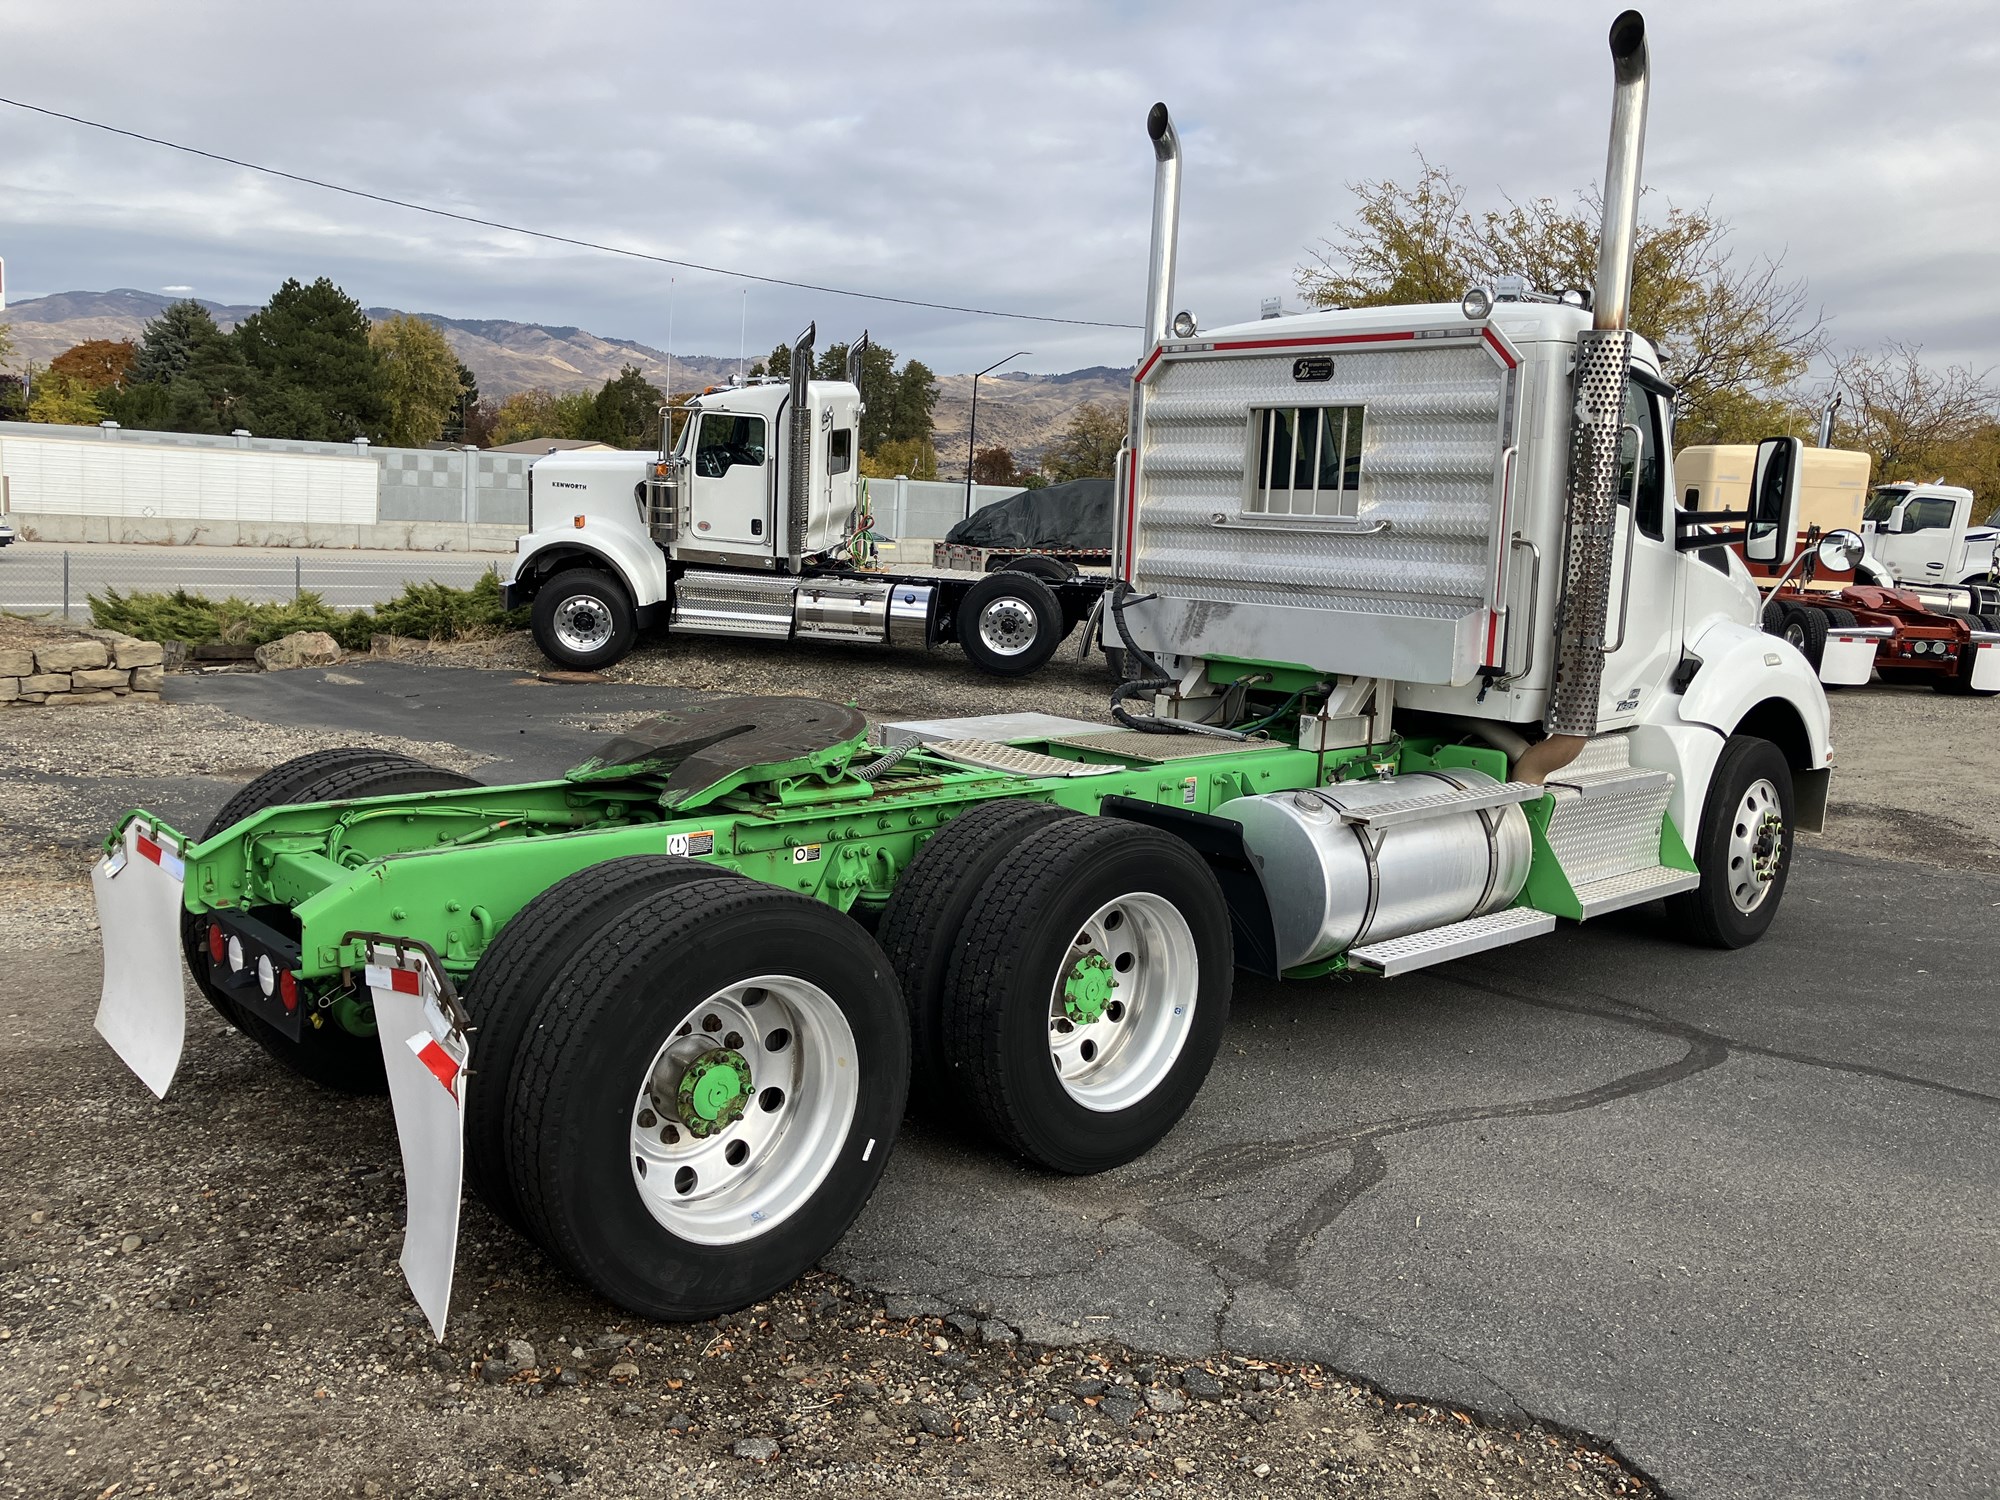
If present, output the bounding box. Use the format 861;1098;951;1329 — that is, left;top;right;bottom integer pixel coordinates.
1863;486;1908;523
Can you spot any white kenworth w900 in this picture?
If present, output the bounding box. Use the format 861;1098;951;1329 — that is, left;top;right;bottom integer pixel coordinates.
499;339;1109;679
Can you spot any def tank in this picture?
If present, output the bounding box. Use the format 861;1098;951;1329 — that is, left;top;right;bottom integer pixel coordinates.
1220;770;1533;970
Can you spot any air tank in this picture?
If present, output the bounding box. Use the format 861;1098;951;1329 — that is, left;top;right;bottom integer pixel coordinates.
1219;770;1532;969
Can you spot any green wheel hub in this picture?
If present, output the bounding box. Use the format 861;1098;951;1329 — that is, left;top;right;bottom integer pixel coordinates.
676;1048;753;1137
1062;951;1117;1024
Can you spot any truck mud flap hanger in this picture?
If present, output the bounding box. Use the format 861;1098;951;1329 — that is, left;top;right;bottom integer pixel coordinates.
92;822;474;1340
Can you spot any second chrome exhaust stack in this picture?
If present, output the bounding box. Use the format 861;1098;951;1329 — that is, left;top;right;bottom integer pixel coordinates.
1533;9;1651;773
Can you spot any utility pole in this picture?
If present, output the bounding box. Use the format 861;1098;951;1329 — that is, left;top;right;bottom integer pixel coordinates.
965;351;1028;519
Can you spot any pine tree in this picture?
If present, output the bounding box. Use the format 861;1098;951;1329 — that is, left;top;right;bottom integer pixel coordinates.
235;277;389;441
589;365;665;449
130;301;224;385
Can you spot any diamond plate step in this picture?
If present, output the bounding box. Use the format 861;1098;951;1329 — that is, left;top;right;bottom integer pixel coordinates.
1347;907;1558;976
1322;781;1547;830
925;739;1125;779
1572;865;1700;918
1544;765;1673;801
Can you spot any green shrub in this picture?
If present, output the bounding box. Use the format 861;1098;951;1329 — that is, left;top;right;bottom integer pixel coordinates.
89;571;529;652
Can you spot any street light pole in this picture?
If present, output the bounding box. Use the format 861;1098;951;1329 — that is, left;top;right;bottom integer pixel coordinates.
965;350;1029;519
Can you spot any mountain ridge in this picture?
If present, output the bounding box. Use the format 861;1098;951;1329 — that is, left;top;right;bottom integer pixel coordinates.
1;289;1131;463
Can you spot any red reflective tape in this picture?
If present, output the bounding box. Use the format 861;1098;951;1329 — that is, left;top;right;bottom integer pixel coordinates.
1134;345;1164;383
136;834;163;865
390;967;422;995
1122;455;1139;581
1208;330;1417;353
406;1033;460;1096
1481;327;1518;369
1485;610;1501;664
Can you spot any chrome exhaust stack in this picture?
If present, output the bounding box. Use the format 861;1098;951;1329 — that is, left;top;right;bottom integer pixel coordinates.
1141;102;1182;355
1534;10;1651;776
786;322;815;574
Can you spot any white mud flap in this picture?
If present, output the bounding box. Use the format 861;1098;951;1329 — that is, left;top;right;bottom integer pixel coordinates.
366;945;471;1343
92;820;189;1100
1971;637;2000;692
1819;628;1888;687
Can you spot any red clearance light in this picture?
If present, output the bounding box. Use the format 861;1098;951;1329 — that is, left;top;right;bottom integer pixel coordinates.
207;921;225;963
279;971;299;1012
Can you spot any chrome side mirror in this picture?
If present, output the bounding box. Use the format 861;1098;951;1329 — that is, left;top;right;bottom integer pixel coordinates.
1816;528;1865;574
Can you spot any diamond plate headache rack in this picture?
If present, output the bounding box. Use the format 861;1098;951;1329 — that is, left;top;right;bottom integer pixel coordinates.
341;931;472;1032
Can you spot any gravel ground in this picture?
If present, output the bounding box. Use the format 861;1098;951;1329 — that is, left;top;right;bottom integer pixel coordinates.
2;634;1991;1500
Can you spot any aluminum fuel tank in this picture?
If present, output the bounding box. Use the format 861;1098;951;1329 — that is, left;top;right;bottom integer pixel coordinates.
1219;770;1532;969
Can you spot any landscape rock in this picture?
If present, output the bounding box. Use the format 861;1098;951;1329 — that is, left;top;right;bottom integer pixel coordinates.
1179;1364;1224;1400
0;649;32;677
0;679;16;701
254;631;342;671
731;1437;779;1461
504;1339;536;1370
72;667;131;690
21;674;68;696
33;640;108;673
160;639;189;671
916;1405;954;1437
44;691;118;707
1146;1387;1187;1414
131;665;165;692
113;638;164;668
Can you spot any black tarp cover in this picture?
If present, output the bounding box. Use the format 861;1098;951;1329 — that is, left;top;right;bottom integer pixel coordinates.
943;478;1115;550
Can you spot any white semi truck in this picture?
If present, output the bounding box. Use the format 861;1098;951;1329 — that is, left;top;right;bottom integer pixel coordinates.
90;9;1851;1334
498;344;1108;677
1861;480;1999;595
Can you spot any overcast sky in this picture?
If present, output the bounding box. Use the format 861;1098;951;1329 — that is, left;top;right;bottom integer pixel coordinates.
2;0;1995;379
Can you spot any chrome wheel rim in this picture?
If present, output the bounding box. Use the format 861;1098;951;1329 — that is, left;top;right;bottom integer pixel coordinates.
1726;777;1785;914
628;976;858;1245
978;597;1039;657
1047;891;1197;1112
553;595;614;654
1783;619;1806;649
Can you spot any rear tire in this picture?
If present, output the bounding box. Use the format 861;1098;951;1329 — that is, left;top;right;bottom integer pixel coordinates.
1781;605;1828;670
462;855;750;1234
875;800;1078;1117
955;572;1063;677
183;750;482;1093
999;554;1080;583
943;818;1231;1173
1760;599;1788;635
505;879;908;1320
1668;735;1795;949
532;569;637;671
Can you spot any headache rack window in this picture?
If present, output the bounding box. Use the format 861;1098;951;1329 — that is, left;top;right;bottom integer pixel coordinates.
1247;405;1365;518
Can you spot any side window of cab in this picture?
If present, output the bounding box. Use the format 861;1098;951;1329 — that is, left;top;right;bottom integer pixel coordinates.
1619;376;1668;540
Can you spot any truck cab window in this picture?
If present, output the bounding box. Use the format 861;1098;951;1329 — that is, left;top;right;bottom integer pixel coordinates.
1248;405;1364;517
1902;496;1954;532
829;428;853;476
1863;487;1907;524
695;414;767;478
1619;377;1666;539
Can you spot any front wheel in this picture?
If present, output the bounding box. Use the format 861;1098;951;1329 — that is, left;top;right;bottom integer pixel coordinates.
954;571;1063;676
531;569;637;671
1668;735;1795;949
505;878;908;1320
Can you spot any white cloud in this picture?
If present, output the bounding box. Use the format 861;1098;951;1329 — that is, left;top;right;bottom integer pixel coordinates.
0;0;1992;379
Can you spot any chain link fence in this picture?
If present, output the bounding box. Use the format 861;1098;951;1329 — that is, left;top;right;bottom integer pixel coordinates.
0;546;502;622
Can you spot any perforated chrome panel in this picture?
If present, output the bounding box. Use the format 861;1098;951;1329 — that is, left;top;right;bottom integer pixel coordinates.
1547;328;1633;736
1130;339;1512;684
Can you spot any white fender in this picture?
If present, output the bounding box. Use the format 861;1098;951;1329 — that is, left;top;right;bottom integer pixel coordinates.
92;819;190;1100
513;527;669;610
366;945;470;1343
1678;615;1832;768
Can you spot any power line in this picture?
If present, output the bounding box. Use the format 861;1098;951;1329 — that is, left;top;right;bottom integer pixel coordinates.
0;94;1142;331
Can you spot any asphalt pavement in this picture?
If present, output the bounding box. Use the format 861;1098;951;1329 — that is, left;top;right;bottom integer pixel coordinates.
0;540;500;615
44;663;2000;1498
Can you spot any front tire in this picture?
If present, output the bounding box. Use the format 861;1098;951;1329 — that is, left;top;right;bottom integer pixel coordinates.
531;569;637;671
1668;735;1795;949
955;571;1063;677
943;818;1231;1173
505;878;908;1320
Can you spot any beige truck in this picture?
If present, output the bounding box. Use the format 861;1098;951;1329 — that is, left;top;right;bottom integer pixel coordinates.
1679;445;1872;537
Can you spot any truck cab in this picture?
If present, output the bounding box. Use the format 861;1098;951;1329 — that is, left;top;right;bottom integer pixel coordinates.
1861;482;1997;587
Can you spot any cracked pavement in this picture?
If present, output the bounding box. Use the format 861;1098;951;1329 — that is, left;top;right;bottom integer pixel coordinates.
835;846;1999;1499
